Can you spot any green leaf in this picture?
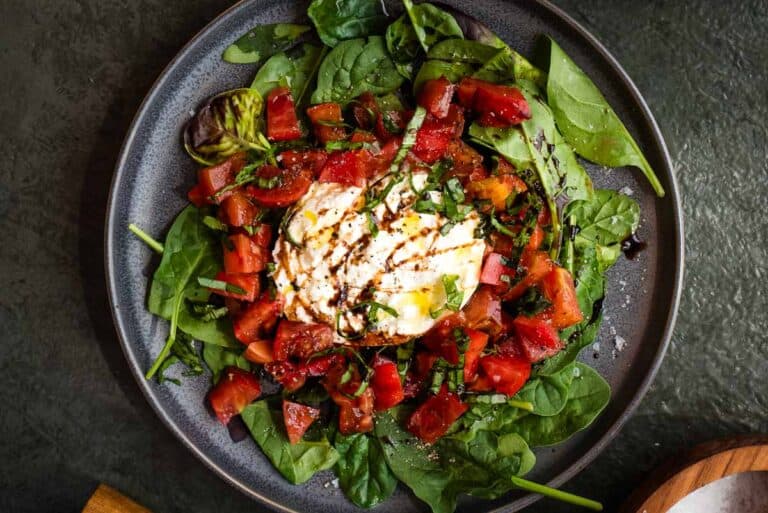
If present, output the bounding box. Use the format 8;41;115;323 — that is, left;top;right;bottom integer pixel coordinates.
311;36;404;104
513;363;577;417
426;38;499;64
183;88;268;165
536;314;603;377
546;37;664;196
250;43;326;105
202;343;251;383
413;60;474;94
241;400;339;484
308;0;388;48
473;46;545;86
333;432;397;508
222;23;310;64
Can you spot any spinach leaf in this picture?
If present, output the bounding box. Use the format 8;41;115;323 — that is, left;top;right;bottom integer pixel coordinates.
506;363;610;447
311;36;403;104
308;0;388;48
241;400;339;484
251;43;326;105
473;46;545;86
426;38;498;64
156;331;204;385
222;23;310;64
413;60;474;94
513;363;576;416
202;343;252;383
536;314;602;377
546;38;664;196
183;89;269;165
564;189;640;271
429;2;506;48
333;432;397;508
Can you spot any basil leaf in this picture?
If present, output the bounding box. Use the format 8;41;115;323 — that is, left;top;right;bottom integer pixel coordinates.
241;400;339;484
251;43;326;105
308;0;388;48
202;343;251;383
546;38;664;196
442;274;463;312
333;432;397;508
311;36;403;104
222;23;310;64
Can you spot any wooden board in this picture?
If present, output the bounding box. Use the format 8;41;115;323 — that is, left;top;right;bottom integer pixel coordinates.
620;436;768;513
82;484;152;513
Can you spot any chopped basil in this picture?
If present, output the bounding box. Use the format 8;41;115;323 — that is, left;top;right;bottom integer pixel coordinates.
190;303;229;322
202;215;228;232
442;274;463;312
197;276;247;295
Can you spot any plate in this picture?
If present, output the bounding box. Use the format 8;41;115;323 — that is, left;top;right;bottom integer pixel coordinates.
105;1;683;511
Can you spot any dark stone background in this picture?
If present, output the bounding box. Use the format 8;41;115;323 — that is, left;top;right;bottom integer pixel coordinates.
0;0;766;512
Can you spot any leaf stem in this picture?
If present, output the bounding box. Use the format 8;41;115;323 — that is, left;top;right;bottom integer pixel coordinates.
507;399;534;412
510;476;602;511
129;223;164;254
145;293;183;379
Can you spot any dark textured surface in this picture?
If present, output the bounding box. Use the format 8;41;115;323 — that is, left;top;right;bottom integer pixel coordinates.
0;3;764;513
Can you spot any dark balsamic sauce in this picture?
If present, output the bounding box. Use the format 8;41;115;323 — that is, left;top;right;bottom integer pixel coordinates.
621;233;647;260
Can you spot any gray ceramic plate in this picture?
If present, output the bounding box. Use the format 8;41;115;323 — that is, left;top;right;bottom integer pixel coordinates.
105;1;683;511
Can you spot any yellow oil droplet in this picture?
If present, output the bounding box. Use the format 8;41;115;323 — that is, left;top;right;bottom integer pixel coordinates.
303;210;318;225
310;227;334;249
402;213;422;236
406;289;433;316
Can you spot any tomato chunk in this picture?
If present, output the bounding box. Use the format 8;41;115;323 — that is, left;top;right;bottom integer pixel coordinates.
352;92;379;130
478;354;531;396
466;174;527;211
279;149;328;176
223;233;267;274
208;367;261;425
456;77;484;108
503;250;554;301
318;151;367;187
282;400;321;444
300;353;346;377
306;103;346;143
233;294;282;344
266;86;302;141
421;312;466;365
540;267;583;329
265;361;307;392
219;191;260;227
371;355;405;411
207;271;259;302
323;363;375;435
474;85;531;127
272;320;334;361
188;183;208;207
245;165;312;208
412;116;454;164
197;153;246;201
513;315;563;362
479;253;515;287
243;339;274;364
376;109;411;140
407;384;468;444
418;77;455;119
462;286;503;336
462;328;489;383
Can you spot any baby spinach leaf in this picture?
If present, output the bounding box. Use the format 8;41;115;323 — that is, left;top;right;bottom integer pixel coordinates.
311;36;403;104
333;432;397;508
473;46;546;87
156;331;204;385
546;38;664;196
184;88;268;165
241;400;339;484
202;343;252;383
507;363;610;447
251;43;326;105
385;14;421;79
429;2;506;48
222;23;310;64
536;314;602;377
308;0;388;48
513;363;577;417
427;38;499;64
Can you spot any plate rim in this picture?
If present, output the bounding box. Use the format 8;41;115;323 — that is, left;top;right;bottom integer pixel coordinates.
104;1;684;511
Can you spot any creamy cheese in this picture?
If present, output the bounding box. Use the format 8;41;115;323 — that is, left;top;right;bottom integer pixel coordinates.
272;173;486;345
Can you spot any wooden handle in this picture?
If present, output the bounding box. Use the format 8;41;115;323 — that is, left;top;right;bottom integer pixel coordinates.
82;484;152;513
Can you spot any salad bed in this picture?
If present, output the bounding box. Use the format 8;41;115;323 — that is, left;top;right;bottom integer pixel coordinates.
129;1;663;511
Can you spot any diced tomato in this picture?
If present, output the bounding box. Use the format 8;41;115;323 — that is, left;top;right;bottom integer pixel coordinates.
456;77;484;108
207;271;259;302
418;77;455;119
412;116;454;164
197;153;246;201
478;354;531;396
403;351;439;399
272;320;334;361
503;250;554;301
443;104;466;138
300;353;346;377
323;363;374;434
266;87;302;141
365;137;401;178
245;165;312;208
233;294;282;344
496;156;516;175
407;384;468;444
264;361;307;392
283;400;321;444
421;312;466;364
513;315;563;362
474;85;531;126
306;103;346;143
468;374;494;392
223;233;267;274
371;355;405;411
350;130;377;143
445;139;486;185
243;339;274;364
338;395;374;434
526;223;545;251
188;183;208;207
279;149;328;176
466;174;527;211
250;223;273;249
318;151;367;187
462;286;503;335
479;253;516;287
489;232;516;258
352;92;379;130
375;110;411;140
219;191;260;227
540;266;583;329
462;328;489;383
208;367;261;425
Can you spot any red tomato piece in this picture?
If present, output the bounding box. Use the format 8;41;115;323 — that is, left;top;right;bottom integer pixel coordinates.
466;174;527;211
503;250;554;301
375;109;411;140
406;384;468;444
513;315;563;362
245;165;312;208
323;362;375;435
207;271;260;302
456;77;484;108
265;361;307;392
350;130;377;143
474;84;531;126
283;400;321;444
279;149;328;176
318;151;367;187
479;253;516;287
445;139;486;185
412;116;454;164
526;224;545;251
223;233;267;274
371;355;405;411
352;92;379;130
233;294;282;344
462;286;503;335
462;328;489;383
306;103;346;143
300;353;346;377
418;77;455;119
219;191;260;227
272;320;334;361
208;367;261;425
266;86;302;142
421;312;466;365
188;183;208;207
540;267;583;329
197;153;246;201
403;351;439;399
478;354;531;396
251;223;273;249
243;339;274;364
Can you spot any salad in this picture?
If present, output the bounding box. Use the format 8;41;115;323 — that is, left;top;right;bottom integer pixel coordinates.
129;1;664;512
